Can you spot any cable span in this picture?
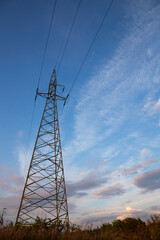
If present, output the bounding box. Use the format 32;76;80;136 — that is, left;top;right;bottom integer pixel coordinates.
67;0;114;97
25;0;57;172
25;100;36;160
55;0;76;69
37;0;57;89
59;0;115;119
57;0;82;75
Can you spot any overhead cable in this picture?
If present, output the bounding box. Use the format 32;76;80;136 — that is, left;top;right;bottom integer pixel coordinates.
67;0;114;98
56;0;82;75
37;0;57;90
25;0;57;167
55;0;76;69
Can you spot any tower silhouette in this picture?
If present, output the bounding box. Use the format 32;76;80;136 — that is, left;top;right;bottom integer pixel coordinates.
16;69;69;226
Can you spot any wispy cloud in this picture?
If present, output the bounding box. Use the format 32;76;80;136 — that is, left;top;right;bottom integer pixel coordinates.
101;146;119;161
143;98;160;116
62;2;160;224
64;0;160;165
122;158;158;176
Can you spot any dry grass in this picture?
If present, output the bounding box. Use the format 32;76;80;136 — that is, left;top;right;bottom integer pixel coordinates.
0;215;160;240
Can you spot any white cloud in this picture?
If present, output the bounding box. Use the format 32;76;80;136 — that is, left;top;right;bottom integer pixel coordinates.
117;206;150;221
77;205;156;226
147;48;153;57
140;148;149;158
143;98;160;116
16;145;32;176
154;99;160;110
101;146;119;160
17;130;23;138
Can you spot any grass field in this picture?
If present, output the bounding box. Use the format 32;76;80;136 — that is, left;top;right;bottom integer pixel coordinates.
0;215;160;240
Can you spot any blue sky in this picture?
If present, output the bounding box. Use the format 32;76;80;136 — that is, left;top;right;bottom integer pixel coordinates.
0;0;160;226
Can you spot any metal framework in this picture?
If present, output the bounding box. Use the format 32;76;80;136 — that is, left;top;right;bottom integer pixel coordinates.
16;69;69;226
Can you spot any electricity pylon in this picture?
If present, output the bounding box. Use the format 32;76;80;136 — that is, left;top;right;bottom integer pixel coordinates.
16;69;69;226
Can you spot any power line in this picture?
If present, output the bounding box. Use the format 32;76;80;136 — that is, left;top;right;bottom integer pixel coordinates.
37;0;57;89
25;0;57;168
55;1;76;69
66;0;114;100
25;100;36;160
56;0;82;75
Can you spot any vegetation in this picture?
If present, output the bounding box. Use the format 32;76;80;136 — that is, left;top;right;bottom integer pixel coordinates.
0;213;160;240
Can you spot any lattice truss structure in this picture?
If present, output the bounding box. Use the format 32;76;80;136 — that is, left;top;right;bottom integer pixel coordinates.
16;69;69;225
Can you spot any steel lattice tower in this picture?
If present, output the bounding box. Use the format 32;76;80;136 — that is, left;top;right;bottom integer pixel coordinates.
16;69;69;226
